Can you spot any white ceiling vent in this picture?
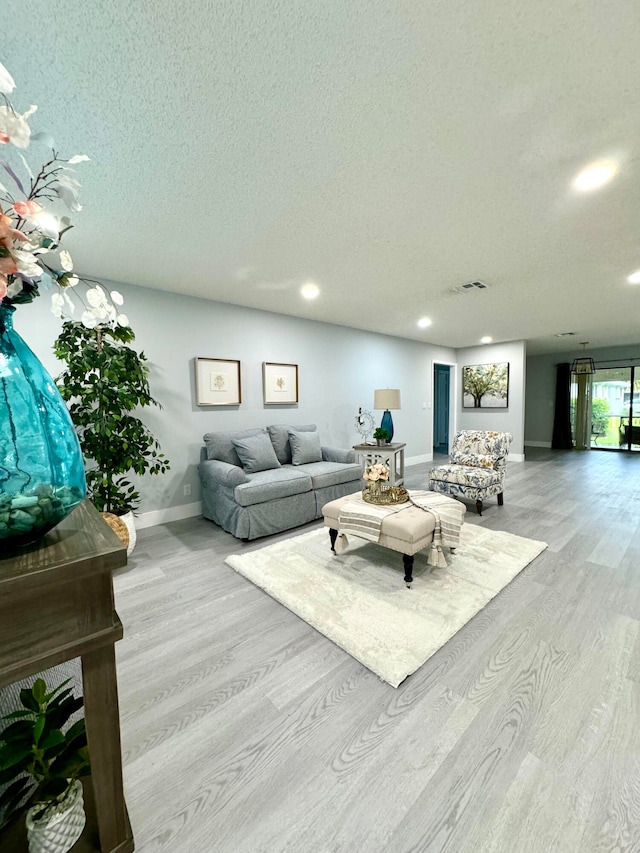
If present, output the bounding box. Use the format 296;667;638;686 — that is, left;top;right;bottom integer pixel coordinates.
452;280;490;294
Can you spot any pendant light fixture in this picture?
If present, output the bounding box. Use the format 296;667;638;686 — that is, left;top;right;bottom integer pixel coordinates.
571;342;596;375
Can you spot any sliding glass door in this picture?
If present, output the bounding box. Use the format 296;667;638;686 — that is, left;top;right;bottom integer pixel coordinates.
590;366;640;451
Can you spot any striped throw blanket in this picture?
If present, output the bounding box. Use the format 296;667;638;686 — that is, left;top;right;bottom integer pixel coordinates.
336;496;407;553
409;490;465;567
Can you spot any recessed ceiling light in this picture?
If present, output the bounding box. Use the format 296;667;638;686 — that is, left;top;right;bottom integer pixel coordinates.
480;336;493;344
573;162;617;192
300;282;319;299
555;331;576;337
417;317;432;328
627;269;640;284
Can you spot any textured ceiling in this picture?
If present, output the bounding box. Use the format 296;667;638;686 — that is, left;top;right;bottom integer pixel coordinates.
4;1;640;354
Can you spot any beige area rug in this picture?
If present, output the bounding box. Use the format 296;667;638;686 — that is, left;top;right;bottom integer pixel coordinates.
225;525;547;687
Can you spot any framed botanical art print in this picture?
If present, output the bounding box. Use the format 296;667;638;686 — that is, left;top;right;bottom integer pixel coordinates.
263;362;299;404
196;357;242;406
462;362;509;408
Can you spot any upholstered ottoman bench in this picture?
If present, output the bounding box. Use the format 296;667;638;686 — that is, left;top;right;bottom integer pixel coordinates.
322;492;465;587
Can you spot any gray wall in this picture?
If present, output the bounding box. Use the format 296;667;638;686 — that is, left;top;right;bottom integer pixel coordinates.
16;281;457;522
525;343;640;446
456;341;527;457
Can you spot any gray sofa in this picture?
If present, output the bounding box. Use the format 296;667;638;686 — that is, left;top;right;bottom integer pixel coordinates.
198;424;362;540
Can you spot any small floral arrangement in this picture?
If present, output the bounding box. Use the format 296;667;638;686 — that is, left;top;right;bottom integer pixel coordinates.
0;60;125;328
363;462;389;483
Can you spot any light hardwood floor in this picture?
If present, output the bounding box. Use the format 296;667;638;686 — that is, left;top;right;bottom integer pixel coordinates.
113;448;640;853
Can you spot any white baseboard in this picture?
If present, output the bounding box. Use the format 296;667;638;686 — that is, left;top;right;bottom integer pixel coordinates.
136;500;202;529
406;453;432;466
525;441;551;449
509;453;525;462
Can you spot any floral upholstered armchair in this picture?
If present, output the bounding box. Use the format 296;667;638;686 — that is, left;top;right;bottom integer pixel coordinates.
428;430;512;515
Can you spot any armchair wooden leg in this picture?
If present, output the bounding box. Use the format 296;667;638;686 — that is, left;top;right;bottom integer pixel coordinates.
497;492;504;506
476;499;483;515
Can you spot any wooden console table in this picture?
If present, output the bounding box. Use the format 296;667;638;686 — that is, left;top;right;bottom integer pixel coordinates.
0;501;134;853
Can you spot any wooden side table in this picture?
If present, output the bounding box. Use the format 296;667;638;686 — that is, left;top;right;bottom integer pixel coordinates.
0;501;134;853
353;442;406;486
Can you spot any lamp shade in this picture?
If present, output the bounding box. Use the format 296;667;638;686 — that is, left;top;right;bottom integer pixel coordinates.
374;389;401;410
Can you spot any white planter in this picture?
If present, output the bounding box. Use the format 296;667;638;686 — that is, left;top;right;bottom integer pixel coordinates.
119;510;137;556
26;779;86;853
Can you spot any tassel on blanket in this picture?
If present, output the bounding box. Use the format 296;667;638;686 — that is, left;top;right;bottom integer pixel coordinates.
428;542;448;568
334;533;349;554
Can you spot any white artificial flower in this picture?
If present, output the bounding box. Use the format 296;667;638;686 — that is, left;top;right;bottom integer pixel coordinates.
63;291;75;313
14;248;42;278
86;286;106;308
7;279;23;298
67;154;90;164
81;309;99;329
67;274;79;287
110;290;124;305
117;313;129;327
32;212;60;241
59;250;73;271
51;292;65;317
0;62;15;94
0;104;37;148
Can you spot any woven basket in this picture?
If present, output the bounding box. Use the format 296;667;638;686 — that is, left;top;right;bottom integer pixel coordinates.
100;512;130;549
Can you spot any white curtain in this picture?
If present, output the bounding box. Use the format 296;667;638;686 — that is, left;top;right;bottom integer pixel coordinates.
574;373;593;450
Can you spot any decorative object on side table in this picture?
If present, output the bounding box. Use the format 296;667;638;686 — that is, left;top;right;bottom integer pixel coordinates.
0;305;86;545
354;407;375;444
373;427;390;446
0;677;90;853
373;388;401;441
0;60;126;544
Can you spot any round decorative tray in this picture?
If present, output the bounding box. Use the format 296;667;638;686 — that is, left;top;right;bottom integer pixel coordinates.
362;486;409;506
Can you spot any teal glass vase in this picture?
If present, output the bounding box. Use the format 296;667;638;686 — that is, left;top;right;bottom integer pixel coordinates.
380;409;394;442
0;304;86;546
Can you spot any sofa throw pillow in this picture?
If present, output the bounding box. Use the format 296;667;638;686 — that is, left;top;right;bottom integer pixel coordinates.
288;428;322;465
204;428;265;467
267;424;317;464
232;432;282;473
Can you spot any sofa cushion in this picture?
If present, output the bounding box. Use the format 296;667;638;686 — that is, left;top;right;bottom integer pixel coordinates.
234;467;312;507
293;461;362;490
429;464;502;488
232;432;281;474
267;424;316;465
450;450;497;469
204;428;265;467
288;428;322;465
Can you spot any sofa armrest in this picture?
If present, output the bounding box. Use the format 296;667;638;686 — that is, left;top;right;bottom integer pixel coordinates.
199;459;249;489
322;446;356;464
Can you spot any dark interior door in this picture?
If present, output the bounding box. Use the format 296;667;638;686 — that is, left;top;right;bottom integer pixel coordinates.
433;364;450;454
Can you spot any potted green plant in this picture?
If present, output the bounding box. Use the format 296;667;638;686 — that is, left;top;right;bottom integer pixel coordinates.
373;427;390;446
54;320;170;553
0;678;90;852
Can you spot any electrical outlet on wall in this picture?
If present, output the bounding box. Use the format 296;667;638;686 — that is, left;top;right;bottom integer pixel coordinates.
183;484;192;496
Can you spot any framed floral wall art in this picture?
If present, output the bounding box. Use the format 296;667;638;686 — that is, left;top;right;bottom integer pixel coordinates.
263;362;298;404
462;362;509;408
196;358;242;406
